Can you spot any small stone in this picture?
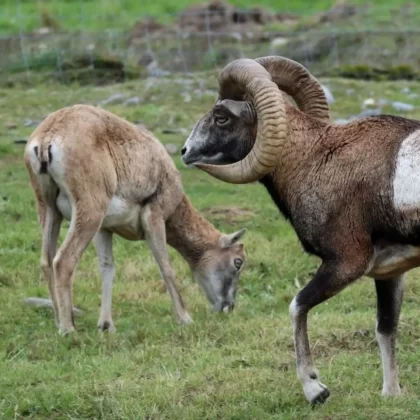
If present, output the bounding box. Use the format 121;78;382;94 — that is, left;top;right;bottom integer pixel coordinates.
401;87;411;94
5;122;17;129
165;143;178;155
321;85;334;104
14;138;28;144
23;119;39;127
357;108;382;118
135;123;148;131
271;37;288;48
334;118;349;125
182;93;192;103
391;101;414;112
362;98;376;108
161;128;188;135
98;93;126;106
123;96;141;106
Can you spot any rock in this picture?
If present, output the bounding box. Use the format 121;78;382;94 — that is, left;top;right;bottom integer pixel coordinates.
162;128;188;135
35;27;52;35
321;85;334;104
401;87;411;94
271;37;289;48
14;138;28;144
408;93;419;99
391;101;414;112
123;96;141;106
165;143;178;155
377;98;389;107
319;1;357;23
23;118;39;127
357;108;382;118
334;118;350;125
134;122;148;131
182;93;192;103
362;98;376;108
5;122;17;129
346;89;354;96
148;68;171;77
23;297;83;315
98;93;126;106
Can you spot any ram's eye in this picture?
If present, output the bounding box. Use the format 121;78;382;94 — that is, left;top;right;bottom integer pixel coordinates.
215;116;229;125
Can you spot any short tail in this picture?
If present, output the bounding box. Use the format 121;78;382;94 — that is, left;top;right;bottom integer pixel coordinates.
34;143;52;174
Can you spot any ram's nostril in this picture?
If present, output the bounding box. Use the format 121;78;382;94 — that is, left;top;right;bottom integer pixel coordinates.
181;146;187;155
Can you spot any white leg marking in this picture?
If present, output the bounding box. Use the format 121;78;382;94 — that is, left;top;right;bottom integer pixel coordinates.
94;230;116;332
376;325;401;396
289;296;329;404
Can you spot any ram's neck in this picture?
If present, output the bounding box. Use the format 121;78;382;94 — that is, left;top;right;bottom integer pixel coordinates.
259;104;328;221
165;195;220;268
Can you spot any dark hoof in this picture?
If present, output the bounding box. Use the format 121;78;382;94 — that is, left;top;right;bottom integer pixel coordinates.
310;388;330;406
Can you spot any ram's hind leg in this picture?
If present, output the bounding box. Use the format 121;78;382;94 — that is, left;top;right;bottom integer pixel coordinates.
375;276;404;396
54;207;106;335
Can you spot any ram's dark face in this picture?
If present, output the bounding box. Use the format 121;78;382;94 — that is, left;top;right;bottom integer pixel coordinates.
181;99;257;167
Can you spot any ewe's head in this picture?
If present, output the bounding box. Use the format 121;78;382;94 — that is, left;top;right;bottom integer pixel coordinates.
182;56;330;184
194;228;246;312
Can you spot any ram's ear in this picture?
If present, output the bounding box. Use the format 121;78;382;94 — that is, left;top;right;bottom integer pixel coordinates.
217;100;256;124
218;228;247;248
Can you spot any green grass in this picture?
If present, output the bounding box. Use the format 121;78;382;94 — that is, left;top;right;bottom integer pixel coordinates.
1;0;417;35
2;73;420;418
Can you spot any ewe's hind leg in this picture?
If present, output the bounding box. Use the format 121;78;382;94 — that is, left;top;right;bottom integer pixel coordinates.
54;209;105;335
41;205;63;326
141;204;192;325
375;276;404;396
94;229;116;332
290;242;372;404
29;170;62;326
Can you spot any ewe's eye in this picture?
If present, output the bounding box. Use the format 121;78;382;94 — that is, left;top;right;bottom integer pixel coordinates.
234;258;243;270
215;116;229;126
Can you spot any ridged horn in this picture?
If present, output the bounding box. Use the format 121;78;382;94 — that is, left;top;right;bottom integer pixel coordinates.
255;56;330;122
195;58;286;184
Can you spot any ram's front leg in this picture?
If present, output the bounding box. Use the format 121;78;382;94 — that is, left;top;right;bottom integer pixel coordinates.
290;247;371;404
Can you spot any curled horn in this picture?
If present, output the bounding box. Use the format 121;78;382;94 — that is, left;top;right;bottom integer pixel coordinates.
195;58;287;184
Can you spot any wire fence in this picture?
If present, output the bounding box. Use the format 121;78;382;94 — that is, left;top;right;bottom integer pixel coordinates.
2;2;420;86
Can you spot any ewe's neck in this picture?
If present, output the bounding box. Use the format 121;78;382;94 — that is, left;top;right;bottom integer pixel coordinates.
165;195;220;268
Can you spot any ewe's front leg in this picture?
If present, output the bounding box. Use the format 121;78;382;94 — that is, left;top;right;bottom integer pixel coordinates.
375;276;404;396
141;204;192;325
94;229;116;332
290;250;371;404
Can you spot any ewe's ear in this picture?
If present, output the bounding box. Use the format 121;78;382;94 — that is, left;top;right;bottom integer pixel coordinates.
219;100;256;124
219;228;247;248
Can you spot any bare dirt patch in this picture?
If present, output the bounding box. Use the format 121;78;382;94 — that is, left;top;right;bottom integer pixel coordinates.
202;205;255;223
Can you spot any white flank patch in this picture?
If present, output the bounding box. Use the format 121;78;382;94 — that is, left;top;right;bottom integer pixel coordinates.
393;129;420;210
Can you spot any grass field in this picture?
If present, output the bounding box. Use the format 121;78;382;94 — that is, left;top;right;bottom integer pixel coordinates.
1;0;416;35
2;74;420;418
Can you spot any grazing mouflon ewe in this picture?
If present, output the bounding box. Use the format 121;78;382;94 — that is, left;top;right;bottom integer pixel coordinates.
24;105;246;336
181;55;420;404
